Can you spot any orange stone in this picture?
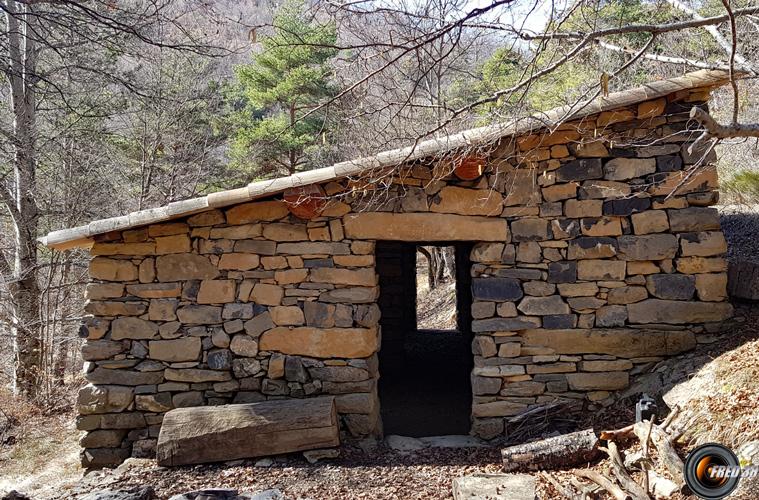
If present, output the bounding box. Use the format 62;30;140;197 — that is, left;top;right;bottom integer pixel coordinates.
259;327;378;358
284;185;327;220
225;201;289;225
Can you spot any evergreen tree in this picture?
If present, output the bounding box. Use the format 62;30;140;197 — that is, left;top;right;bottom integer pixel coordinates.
232;1;338;177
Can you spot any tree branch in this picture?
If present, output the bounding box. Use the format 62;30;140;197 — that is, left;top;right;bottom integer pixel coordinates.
690;107;759;139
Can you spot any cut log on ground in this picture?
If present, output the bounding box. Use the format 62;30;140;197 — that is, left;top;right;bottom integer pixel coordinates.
156;397;339;466
502;429;601;472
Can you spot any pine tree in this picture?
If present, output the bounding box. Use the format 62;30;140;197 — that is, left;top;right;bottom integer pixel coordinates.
232;1;338;177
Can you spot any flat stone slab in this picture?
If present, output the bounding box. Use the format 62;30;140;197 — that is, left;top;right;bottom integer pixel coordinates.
386;435;486;452
157;398;339;466
452;474;536;500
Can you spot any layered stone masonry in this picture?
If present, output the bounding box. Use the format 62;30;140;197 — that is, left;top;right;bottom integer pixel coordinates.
77;85;732;467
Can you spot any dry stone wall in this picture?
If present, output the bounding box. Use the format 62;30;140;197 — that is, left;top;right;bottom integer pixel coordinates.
77;85;732;466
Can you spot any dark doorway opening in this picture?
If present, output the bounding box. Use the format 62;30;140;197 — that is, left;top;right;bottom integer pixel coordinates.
376;241;473;437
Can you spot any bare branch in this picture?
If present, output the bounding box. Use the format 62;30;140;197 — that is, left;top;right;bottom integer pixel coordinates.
691;107;759;139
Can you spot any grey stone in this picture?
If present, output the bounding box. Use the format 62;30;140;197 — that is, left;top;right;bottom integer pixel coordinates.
567;297;606;311
551;219;581;239
567;237;618;259
232;358;262;378
234;239;277;255
285;356;308;383
334;304;354;327
511;218;552;242
472;302;495;319
164;368;232;383
244;312;275;337
261;379;289;395
667;207;720;232
82;340;124;361
500;381;545;396
86;368;163;386
111;317;158;341
627;299;732;324
304;301;335;328
595;305;628;327
518;295;570;316
472;278;523;301
471;242;505;263
646;274;696;300
135;392;173;412
277;242;351;255
516;242;542;263
386;435;426;451
603;197;651;216
172;391;204;408
78;384;134;415
176;305;222;325
603;157;656;180
618;234;678;261
319;287;378;304
207;349;233;370
656;155;682;172
472;375;502;395
548;261;576;283
472;317;541;332
222;303;255;320
222;321;242;336
555;158;603;182
308;366;369;382
100;412;146;429
233;392;266;404
543;314;577;329
493;268;543;280
523;281;556;297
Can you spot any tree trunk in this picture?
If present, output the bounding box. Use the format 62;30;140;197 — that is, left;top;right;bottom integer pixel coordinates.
501;429;601;472
4;0;42;398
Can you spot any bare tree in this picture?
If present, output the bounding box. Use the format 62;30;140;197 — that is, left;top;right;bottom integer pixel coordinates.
0;0;231;398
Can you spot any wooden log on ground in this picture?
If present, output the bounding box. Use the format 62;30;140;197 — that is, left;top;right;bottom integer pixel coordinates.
502;429;601;472
156;397;339;466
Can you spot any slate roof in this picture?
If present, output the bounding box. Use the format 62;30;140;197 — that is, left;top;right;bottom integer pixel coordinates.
40;69;731;250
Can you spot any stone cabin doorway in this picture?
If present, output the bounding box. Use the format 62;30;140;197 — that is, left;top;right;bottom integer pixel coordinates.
376;241;474;436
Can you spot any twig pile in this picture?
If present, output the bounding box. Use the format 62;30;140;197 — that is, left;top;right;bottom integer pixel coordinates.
543;406;684;500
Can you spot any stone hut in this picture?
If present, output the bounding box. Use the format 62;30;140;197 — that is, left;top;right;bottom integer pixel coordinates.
43;70;735;468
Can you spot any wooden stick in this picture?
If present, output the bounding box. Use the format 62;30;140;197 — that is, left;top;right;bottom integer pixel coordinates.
600;424;635;441
540;471;582;500
604;442;650;500
576;470;632;500
634;422;684;488
659;405;680;432
642;417;655;495
570;477;596;500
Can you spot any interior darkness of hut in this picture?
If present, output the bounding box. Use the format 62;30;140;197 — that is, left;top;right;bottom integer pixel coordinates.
376;241;473;436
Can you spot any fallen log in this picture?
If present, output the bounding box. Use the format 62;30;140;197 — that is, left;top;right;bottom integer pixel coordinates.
502;429;601;472
156;397;339;466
